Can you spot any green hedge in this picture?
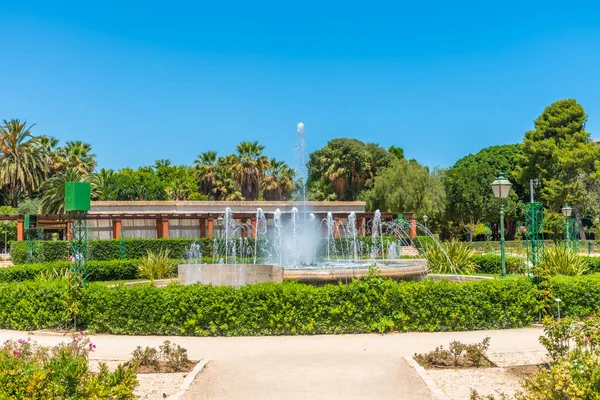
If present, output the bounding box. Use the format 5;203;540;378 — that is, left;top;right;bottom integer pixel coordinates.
549;274;600;317
0;260;142;283
9;236;419;264
0;276;539;335
10;238;223;264
472;254;526;275
582;257;600;274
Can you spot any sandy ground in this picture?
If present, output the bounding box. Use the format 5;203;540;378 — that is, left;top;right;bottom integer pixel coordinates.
0;328;545;400
423;350;548;400
89;359;188;399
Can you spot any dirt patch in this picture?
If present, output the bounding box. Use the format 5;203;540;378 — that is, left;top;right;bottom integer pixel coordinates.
506;364;539;379
133;360;197;374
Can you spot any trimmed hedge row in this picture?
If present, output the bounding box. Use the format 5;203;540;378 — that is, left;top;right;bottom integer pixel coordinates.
582;257;600;274
471;254;526;275
10;238;222;264
0;260;142;283
549;274;600;317
9;236;422;264
0;276;540;334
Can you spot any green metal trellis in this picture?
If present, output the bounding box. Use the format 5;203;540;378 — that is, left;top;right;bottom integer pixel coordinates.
525;202;544;275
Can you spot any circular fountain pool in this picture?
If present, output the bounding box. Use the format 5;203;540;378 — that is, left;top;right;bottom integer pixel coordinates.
283;259;428;284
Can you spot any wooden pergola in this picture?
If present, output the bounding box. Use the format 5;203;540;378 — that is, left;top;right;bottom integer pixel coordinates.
0;211;416;241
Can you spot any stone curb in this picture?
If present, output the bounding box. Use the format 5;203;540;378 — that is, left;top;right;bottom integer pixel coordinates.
404;356;451;400
28;330;89;337
167;358;210;400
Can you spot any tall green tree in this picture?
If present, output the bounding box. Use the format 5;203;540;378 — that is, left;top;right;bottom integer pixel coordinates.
0;119;46;207
388;146;405;160
263;158;295;200
444;144;525;241
515;99;599;238
194;151;219;198
229;141;270;200
154;159;197;200
362;158;445;220
56;140;97;173
39;170;100;214
307;138;394;201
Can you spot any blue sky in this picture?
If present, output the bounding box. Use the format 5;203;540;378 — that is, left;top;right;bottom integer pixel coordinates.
1;1;600;170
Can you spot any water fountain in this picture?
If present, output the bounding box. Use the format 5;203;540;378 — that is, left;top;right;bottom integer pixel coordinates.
179;122;444;286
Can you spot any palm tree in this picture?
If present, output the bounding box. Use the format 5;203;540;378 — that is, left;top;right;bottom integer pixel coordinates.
56;140;97;173
194;151;218;197
0;119;47;206
212;155;243;200
39;169;100;214
263;159;295;200
229;141;270;200
35;135;61;173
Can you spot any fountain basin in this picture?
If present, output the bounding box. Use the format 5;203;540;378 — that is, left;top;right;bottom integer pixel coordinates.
283;259;428;284
178;264;284;287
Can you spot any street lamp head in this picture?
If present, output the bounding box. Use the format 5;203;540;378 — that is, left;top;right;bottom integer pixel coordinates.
561;204;572;218
423;215;428;223
491;171;512;199
216;216;224;226
3;220;7;225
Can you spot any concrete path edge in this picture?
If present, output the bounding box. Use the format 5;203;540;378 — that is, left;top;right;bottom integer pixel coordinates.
404;356;451;400
168;358;210;400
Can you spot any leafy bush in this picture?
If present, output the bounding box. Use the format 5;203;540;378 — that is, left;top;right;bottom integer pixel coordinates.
10;238;222;264
129;341;190;372
0;274;541;335
0;260;142;283
414;337;493;368
472;254;526;275
548;274;600;318
425;239;476;274
541;246;588;276
0;334;138;399
10;236;419;264
582;256;600;274
137;249;178;281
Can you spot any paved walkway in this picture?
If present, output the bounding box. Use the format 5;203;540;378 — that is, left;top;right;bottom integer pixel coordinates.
0;328;545;399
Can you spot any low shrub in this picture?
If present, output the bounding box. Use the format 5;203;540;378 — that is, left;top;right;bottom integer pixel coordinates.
541;246;588;276
548;274;600;318
414;337;493;368
472;254;526;275
582;256;600;274
425;239;476;274
137;250;178;281
0;334;138;399
130;341;191;373
0;260;142;283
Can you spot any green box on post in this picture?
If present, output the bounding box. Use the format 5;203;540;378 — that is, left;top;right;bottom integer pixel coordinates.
65;182;91;212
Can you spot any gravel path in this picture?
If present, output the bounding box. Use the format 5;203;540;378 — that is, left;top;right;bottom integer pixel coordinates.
428;367;523;399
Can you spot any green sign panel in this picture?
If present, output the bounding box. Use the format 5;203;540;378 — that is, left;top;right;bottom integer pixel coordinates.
65;182;91;212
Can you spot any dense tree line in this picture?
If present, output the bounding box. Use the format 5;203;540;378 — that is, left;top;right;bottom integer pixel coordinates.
2;98;599;241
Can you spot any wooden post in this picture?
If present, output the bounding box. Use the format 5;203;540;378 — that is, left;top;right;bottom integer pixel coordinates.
156;219;162;238
113;219;122;239
161;219;169;239
66;222;72;241
207;218;214;239
199;219;207;238
410;216;417;241
357;217;366;236
251;218;257;239
17;218;24;241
